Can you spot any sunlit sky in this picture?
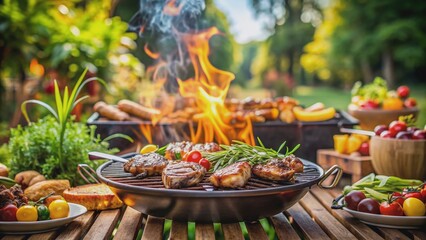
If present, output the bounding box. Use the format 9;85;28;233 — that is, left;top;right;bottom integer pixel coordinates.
213;0;272;44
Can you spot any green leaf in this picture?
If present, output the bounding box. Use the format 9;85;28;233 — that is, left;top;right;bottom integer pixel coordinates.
54;80;63;124
102;133;133;143
21;100;58;123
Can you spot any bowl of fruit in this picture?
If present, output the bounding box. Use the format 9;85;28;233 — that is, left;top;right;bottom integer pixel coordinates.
348;77;418;130
370;120;426;179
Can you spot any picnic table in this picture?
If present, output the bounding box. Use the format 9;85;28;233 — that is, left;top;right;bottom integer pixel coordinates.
1;187;425;240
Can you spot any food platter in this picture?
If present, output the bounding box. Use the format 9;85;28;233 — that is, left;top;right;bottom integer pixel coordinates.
0;203;87;234
337;198;426;229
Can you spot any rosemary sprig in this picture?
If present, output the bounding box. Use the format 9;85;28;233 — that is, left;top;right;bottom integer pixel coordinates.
205;138;300;172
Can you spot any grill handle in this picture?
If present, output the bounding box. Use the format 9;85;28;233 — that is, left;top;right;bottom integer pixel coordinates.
88;151;128;163
318;165;342;189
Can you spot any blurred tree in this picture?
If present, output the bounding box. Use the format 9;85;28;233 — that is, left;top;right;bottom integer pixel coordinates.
248;0;320;95
302;0;426;88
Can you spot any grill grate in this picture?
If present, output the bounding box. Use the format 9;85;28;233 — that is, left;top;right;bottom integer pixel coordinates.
100;161;322;191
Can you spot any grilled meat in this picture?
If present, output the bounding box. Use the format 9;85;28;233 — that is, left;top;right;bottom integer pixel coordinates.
252;159;295;182
123;153;169;178
162;161;206;189
165;141;220;160
283;155;304;173
209;162;251;188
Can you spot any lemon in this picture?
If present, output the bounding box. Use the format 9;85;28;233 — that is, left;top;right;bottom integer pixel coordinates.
140;144;158;154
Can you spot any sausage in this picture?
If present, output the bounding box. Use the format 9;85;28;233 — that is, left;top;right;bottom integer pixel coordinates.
94;101;130;121
117;100;161;120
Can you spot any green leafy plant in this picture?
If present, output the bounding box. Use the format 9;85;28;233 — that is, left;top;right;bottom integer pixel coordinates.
10;69;132;183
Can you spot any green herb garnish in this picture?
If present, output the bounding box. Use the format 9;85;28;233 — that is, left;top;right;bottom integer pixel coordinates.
205;138;300;172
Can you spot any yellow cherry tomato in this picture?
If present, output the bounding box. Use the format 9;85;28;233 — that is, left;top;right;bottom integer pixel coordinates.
49;200;70;219
403;197;426;216
16;205;38;221
140;144;158;154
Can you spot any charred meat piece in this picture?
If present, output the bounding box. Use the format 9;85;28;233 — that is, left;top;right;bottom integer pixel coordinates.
165;141;220;160
123;153;168;178
209;162;251;188
283;155;304;173
0;185;28;208
252;159;295;182
162;161;206;189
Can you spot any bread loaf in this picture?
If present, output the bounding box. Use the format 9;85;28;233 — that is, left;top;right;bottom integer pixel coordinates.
24;179;70;201
63;184;123;210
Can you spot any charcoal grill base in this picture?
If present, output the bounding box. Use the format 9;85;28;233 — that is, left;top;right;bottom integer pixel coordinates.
97;154;325;223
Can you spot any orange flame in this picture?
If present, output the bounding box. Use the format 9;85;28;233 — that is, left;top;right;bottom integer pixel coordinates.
29;59;45;77
178;27;254;145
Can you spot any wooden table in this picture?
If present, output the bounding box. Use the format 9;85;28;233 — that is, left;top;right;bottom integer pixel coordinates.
1;187;425;240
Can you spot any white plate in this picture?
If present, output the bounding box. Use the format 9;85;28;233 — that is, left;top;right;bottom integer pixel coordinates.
338;198;426;229
0;203;87;234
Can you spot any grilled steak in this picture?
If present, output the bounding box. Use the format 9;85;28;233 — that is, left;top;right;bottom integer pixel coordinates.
162;161;206;189
165;141;220;160
123;153;169;178
209;162;251;188
283;155;304;173
252;159;295;181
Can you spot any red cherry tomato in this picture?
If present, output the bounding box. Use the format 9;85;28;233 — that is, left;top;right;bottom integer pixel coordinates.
380;201;404;216
358;142;370;156
199;158;211;171
391;192;405;206
397;85;410;98
0;204;18;221
420;186;426;202
389;121;407;137
404;192;423;201
184;150;202;163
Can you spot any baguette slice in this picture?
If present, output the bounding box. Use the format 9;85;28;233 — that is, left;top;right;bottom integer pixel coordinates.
63;184;123;210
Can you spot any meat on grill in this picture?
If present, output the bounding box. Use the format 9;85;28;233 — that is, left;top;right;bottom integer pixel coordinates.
252;159;296;181
123;153;169;178
283;154;304;173
165;141;220;160
162;161;206;189
209;162;251;188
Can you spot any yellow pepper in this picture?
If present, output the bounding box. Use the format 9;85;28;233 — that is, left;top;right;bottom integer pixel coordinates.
333;135;348;154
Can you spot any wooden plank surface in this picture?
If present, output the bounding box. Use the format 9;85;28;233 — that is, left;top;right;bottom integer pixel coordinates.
113;207;143;240
56;211;96;240
300;192;357;240
221;223;244;240
286;203;330;240
245;221;268;240
27;231;58;240
269;213;300;240
310;187;383;240
195;223;215;240
83;209;121;240
409;230;426;240
0;236;26;240
169;221;188;240
141;216;164;240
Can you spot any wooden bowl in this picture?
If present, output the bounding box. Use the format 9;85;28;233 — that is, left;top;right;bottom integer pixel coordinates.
370;136;426;180
348;108;419;130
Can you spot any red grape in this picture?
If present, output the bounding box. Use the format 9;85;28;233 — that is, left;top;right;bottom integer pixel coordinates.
396;131;412;139
344;191;366;210
357;198;380;214
412;130;426;140
380;130;392;138
374;125;388;136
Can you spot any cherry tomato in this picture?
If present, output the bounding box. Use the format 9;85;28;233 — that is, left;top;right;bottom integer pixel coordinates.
358;142;370;156
199;158;211;171
16;205;38;221
404;192;422;201
49;200;70;219
403;197;426;216
184;150;202;163
420;186;426;202
0;204;18;221
397;85;410;98
357;198;380;214
391;192;405;206
344;191;366;210
37;204;50;221
380;201;404;216
389;121;407;137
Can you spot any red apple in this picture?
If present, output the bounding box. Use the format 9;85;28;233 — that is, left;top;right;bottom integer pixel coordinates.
397;86;410;98
389;121;407;137
358;142;370;156
404;98;417;108
360;100;379;109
